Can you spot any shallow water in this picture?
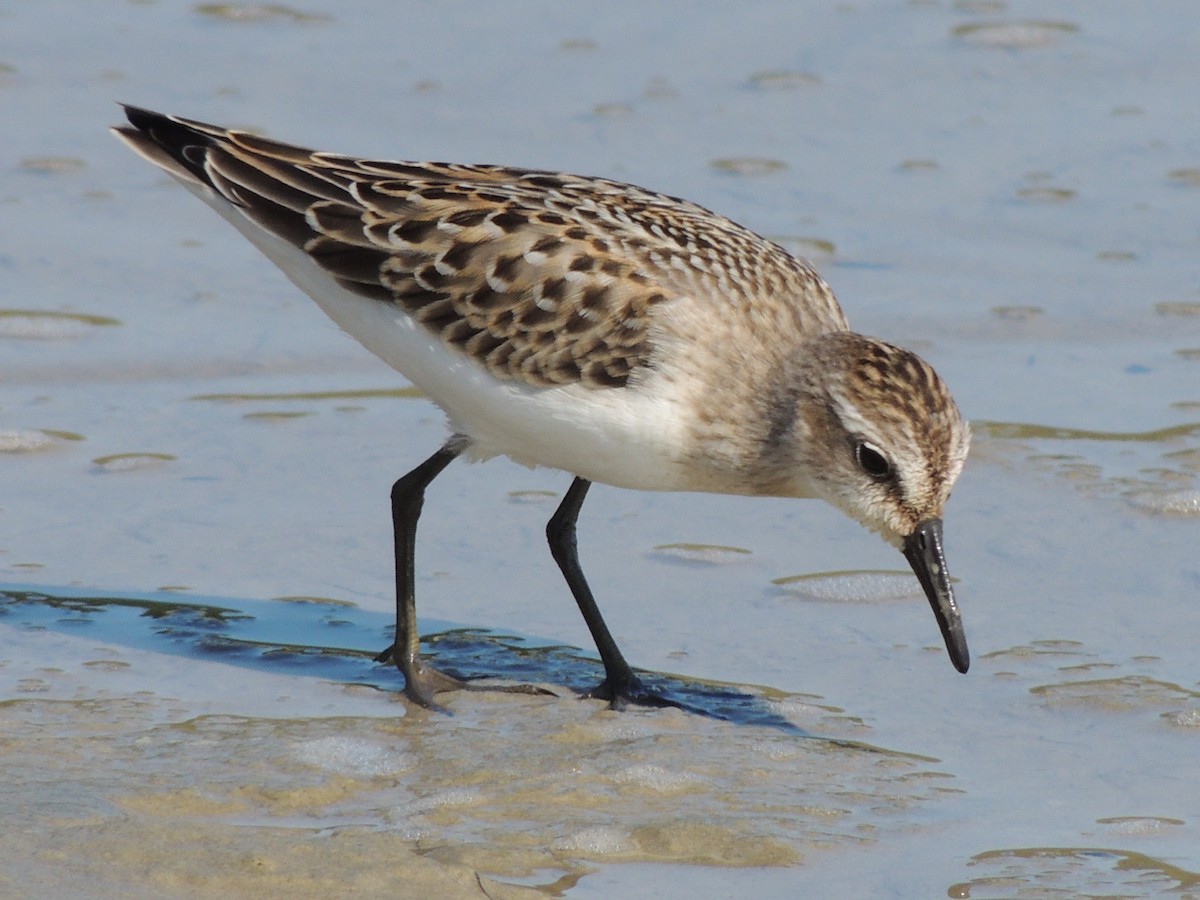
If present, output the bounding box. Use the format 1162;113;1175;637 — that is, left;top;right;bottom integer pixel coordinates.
3;1;1199;897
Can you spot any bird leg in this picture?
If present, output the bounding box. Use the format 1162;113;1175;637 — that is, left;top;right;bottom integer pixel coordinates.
376;437;555;708
375;440;464;706
546;478;672;709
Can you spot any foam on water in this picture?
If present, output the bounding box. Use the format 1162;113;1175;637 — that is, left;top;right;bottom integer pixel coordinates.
1097;816;1185;836
553;826;634;856
609;764;702;793
1127;490;1200;516
951;20;1079;49
293;736;415;778
774;570;925;603
0;430;60;454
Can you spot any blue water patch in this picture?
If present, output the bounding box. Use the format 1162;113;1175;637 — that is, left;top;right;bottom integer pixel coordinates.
0;584;807;733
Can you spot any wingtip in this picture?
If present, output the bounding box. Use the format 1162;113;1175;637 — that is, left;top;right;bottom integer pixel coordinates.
115;103;172;131
110;103;211;187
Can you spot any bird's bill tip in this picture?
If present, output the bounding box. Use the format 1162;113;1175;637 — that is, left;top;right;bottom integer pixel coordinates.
902;517;970;674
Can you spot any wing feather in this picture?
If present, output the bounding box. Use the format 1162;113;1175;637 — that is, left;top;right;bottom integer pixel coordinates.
114;105;846;389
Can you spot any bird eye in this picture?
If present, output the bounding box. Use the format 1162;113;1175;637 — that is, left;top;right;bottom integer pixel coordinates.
854;441;892;479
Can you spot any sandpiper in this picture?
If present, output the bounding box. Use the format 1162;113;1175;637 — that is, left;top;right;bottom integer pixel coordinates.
113;105;971;708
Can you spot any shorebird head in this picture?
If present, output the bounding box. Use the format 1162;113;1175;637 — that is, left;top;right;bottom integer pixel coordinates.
791;331;971;672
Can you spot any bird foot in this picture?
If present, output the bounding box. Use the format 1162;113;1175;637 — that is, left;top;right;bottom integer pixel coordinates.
585;672;679;711
376;644;556;710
